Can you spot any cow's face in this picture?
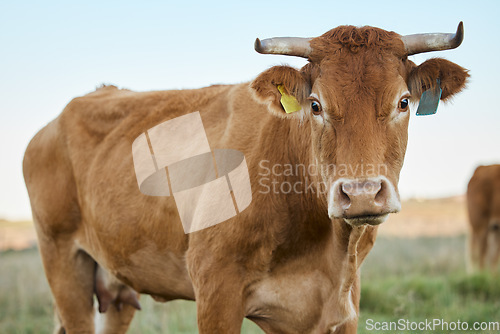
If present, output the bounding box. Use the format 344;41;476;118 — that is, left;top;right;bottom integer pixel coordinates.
306;42;415;227
468;166;500;272
252;25;468;226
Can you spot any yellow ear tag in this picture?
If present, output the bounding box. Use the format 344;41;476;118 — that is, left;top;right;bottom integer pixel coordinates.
277;85;301;114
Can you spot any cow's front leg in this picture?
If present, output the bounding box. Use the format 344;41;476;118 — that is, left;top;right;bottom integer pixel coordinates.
187;249;245;333
195;283;245;333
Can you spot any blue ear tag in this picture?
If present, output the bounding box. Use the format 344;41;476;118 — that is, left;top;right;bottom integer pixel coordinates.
416;79;442;116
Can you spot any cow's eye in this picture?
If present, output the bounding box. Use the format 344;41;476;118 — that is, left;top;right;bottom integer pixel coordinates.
398;97;409;112
311;101;322;115
491;223;500;232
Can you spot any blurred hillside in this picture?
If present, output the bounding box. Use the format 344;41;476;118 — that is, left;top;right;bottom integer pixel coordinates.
379;195;468;238
0;196;469;251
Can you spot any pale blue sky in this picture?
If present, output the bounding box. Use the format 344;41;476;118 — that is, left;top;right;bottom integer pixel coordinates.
1;0;499;219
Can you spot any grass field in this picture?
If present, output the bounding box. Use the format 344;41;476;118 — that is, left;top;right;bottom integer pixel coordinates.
1;197;499;333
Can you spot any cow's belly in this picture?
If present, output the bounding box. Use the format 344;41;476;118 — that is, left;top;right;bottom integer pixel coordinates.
112;244;195;301
245;269;353;334
75;221;195;301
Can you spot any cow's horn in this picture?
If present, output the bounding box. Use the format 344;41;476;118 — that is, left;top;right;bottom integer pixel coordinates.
402;21;464;55
254;37;313;58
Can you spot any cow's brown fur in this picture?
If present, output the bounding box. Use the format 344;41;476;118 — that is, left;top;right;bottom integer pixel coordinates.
24;25;468;333
467;165;500;272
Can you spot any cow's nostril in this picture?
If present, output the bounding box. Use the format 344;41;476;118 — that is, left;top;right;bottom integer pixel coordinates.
491;224;500;232
338;183;351;210
374;180;387;206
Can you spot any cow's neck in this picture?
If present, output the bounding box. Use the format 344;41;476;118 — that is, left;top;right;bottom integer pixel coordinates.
328;224;369;329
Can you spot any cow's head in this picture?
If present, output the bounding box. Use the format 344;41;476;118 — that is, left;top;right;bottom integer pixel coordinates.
252;23;468;226
467;165;500;272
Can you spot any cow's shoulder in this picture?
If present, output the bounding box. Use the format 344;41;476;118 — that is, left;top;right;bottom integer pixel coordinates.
470;164;500;185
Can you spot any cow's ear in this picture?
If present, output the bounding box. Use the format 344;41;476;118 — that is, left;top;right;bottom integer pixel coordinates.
251;65;310;118
408;58;469;102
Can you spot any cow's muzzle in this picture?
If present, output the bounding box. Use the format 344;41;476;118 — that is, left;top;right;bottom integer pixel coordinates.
327;176;401;226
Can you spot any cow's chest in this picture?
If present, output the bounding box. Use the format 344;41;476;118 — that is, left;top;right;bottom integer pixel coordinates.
244;267;356;333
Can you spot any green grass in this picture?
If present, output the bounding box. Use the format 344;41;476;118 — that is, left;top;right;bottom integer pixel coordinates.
1;236;499;333
0;248;54;333
358;236;500;334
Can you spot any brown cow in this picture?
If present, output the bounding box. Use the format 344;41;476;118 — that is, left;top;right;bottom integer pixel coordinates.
467;165;500;272
23;23;468;333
